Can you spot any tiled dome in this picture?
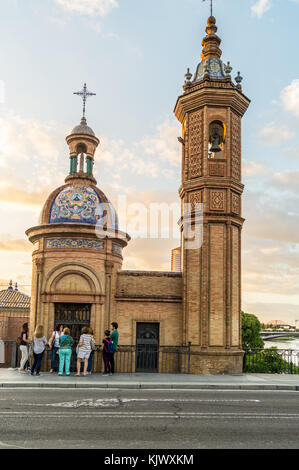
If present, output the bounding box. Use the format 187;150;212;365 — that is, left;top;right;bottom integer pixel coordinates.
47;184;118;228
193;58;226;81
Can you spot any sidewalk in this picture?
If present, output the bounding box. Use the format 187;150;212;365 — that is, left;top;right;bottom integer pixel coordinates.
0;368;299;390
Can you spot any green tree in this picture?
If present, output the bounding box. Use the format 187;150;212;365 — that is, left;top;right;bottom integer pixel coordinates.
241;312;264;349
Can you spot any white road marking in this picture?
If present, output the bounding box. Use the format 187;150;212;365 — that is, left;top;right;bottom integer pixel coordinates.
19;398;260;408
0;411;299;419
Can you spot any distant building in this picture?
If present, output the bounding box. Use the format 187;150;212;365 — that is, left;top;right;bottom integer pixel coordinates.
171;248;181;272
0;281;30;340
264;320;295;330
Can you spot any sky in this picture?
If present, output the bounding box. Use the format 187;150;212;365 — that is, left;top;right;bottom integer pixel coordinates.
0;0;299;324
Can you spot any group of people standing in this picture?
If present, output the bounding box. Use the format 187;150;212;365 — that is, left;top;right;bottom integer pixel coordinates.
18;322;119;377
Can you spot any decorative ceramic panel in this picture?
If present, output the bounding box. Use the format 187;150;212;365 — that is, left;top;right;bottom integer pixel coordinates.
193;59;226;81
210;190;226;211
189;191;202;211
231;113;241;181
112;244;122;255
188;111;203;179
231;193;240;215
46;238;105;250
49;185;103;225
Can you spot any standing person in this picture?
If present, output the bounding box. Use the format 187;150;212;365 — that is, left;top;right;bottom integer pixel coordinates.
76;326;93;377
87;327;96;375
18;323;29;373
110;322;119;375
49;324;63;373
31;325;48;377
58;328;74;376
102;330;114;376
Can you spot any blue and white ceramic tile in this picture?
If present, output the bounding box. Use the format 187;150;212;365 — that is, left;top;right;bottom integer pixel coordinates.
49;185;103;225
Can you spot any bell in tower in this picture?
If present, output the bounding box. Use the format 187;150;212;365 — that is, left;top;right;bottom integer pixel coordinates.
209;121;225;158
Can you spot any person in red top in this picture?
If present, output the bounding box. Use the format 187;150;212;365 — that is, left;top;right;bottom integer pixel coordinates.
102;330;114;377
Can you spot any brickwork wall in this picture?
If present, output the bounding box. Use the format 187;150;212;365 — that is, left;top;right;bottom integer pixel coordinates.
115;271;183;346
116;271;183;298
209;224;225;347
231;225;240;346
0;312;30;341
115;300;183;346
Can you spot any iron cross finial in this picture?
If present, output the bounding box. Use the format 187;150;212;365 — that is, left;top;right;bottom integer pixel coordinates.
203;0;213;17
73;83;96;121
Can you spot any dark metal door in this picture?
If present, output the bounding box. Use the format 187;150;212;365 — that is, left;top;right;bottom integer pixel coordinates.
136;323;159;373
54;303;91;371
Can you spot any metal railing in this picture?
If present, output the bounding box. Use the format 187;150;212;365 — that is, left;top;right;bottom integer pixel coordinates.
243;349;299;374
93;344;191;374
1;341;192;374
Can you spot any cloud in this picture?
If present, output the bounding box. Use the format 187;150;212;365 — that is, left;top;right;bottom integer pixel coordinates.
123;238;179;272
257;122;294;145
280;79;299;117
0;113;62;164
243;160;268;177
243;237;299;297
251;0;272;18
271;170;299;191
98;117;181;181
244;188;299;244
138;119;181;167
0;236;32;253
55;0;119;17
242;301;299;325
0;184;50;206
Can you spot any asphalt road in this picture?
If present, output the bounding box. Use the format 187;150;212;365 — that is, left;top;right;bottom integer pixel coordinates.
0;388;299;449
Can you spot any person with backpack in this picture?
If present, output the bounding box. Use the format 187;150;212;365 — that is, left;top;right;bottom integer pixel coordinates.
58;328;74;376
49;324;64;373
102;330;114;376
18;323;29;373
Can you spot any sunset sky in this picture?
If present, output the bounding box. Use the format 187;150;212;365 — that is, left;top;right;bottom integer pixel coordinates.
0;0;299;324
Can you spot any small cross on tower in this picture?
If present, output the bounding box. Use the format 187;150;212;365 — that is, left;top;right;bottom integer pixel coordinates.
73;83;96;121
203;0;213;17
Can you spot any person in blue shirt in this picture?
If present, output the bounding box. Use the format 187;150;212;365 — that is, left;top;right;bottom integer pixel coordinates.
58;328;74;376
109;322;119;375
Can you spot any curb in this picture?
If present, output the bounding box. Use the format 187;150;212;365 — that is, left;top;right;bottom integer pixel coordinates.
1;382;299;391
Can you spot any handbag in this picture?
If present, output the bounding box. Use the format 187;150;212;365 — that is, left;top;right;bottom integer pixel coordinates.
50;332;57;350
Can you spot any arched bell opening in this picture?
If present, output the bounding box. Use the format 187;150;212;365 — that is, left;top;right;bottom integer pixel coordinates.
208;120;226;159
69;143;94;176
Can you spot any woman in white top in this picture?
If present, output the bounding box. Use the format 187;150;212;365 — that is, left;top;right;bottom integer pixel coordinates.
76;326;94;377
49;324;64;373
30;325;48;377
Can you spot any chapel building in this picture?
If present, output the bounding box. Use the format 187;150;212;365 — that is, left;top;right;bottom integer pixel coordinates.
26;15;250;374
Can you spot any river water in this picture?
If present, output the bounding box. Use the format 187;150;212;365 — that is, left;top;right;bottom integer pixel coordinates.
264;339;299;367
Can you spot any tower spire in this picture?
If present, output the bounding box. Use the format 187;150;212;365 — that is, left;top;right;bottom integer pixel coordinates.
201;15;222;61
203;0;213;17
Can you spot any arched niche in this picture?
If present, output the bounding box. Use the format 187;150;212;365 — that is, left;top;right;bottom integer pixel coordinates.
54;272;92;294
44;263;103;295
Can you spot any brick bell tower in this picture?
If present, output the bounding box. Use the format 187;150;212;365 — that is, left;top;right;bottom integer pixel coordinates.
174;15;250;374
